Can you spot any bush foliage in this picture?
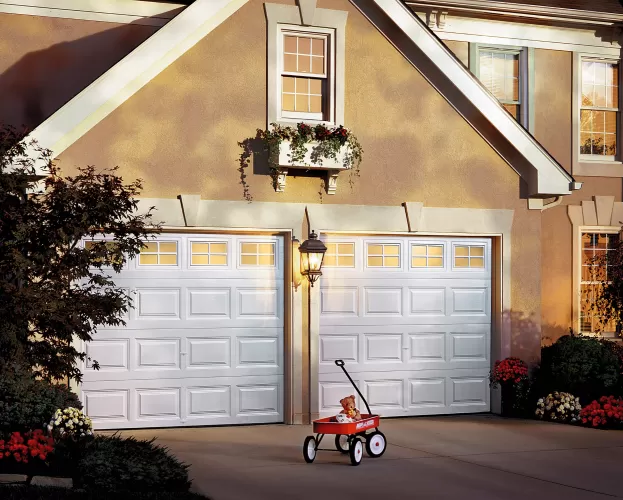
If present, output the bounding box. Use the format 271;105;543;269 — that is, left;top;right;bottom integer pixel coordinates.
0;364;80;434
75;434;191;493
536;335;621;404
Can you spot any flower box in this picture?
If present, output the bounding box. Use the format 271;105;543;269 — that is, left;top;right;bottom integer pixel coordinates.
278;141;348;170
276;141;348;194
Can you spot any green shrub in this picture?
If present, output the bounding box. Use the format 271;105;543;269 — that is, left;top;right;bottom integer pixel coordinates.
536;335;621;403
0;364;81;434
75;434;191;493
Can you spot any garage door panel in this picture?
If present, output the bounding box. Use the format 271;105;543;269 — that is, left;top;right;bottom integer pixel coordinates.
81;234;284;429
84;375;282;429
319;236;491;418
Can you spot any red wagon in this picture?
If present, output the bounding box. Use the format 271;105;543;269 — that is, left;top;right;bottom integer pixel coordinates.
303;360;387;466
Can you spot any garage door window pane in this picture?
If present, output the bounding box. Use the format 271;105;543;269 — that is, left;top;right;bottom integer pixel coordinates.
411;244;444;268
324;242;355;267
240;242;276;267
454;245;485;268
191;241;228;266
367;243;400;267
139;241;178;266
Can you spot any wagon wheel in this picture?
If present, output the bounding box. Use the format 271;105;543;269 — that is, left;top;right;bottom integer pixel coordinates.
335;434;349;454
365;431;386;458
349;437;364;466
303;436;317;463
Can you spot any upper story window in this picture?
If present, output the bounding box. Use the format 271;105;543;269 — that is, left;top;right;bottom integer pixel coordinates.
580;59;619;159
469;44;533;132
479;49;520;120
265;3;347;127
281;32;328;121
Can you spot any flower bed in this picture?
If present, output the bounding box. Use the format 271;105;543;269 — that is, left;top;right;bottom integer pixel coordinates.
535;392;581;423
580;396;623;428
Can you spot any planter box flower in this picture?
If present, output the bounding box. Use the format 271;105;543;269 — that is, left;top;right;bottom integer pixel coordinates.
238;123;362;197
278;141;348;170
276;140;351;194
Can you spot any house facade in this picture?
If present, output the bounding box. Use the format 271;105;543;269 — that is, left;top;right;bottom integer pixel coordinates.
1;0;621;429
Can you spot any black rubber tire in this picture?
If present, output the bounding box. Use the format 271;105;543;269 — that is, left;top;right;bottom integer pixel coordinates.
365;431;387;458
335;434;349;454
349;437;363;466
303;436;316;463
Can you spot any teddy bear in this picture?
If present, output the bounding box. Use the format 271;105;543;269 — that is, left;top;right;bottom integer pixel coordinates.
337;395;362;422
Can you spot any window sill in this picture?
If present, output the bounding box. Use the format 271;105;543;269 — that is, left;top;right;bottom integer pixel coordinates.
574;161;623;177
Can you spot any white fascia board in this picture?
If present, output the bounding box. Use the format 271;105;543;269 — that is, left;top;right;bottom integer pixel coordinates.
23;0;248;174
371;0;574;196
0;0;185;26
406;0;623;25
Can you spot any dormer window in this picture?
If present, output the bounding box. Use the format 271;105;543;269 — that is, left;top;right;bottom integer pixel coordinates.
265;2;347;128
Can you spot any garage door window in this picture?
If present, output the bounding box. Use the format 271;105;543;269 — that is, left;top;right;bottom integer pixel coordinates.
366;243;400;268
324;242;355;267
454;245;485;268
139;241;178;266
411;244;444;268
240;242;276;267
191;242;228;266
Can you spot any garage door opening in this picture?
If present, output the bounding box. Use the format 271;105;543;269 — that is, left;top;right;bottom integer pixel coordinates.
319;236;491;418
80;233;285;429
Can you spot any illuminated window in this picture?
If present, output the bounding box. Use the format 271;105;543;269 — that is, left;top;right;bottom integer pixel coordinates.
324;242;355;267
366;243;400;268
191;242;228;266
139;241;177;266
454;245;485;268
411;244;444;268
281;33;327;120
580;59;619;158
580;232;619;333
240;242;276;267
479;49;521;121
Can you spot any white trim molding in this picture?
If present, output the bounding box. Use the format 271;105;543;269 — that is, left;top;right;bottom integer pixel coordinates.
0;0;185;26
568;196;623;333
408;8;622;56
265;2;347;127
20;0;249;175
351;0;577;197
572;52;623;177
406;0;623;25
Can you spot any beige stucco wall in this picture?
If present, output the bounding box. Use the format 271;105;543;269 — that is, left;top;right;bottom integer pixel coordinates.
444;40;469;67
54;0;542;361
0;13;157;130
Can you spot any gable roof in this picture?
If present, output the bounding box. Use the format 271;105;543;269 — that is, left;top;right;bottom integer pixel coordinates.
23;0;248;174
19;0;577;197
357;0;577;196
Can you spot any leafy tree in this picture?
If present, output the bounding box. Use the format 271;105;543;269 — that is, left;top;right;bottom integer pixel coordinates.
0;124;159;383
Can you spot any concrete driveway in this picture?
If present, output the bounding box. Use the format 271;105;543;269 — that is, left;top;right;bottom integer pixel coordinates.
121;415;623;500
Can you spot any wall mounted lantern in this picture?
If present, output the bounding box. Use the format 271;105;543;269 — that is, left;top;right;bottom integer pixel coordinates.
298;230;327;286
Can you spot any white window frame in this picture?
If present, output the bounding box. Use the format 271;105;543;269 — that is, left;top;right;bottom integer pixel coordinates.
410;242;445;270
279;28;331;122
469;44;534;133
189;240;229;268
238;240;277;269
365;242;402;269
573;53;623;177
452;243;487;271
576;228;620;335
323;241;356;268
137;240;180;267
265;2;347;128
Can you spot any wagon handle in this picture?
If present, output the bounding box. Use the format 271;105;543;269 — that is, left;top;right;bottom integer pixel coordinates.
334;359;372;416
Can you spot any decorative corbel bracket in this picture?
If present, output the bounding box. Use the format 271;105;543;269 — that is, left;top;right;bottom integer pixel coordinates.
274;167;341;195
425;9;448;29
298;0;317;26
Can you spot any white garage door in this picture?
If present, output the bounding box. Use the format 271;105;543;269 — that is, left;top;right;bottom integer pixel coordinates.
80;234;284;429
319;236;491;418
